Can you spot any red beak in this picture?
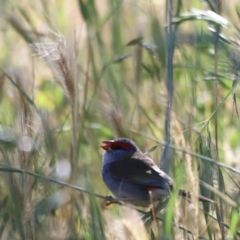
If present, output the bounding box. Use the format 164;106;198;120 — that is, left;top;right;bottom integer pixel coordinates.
100;140;113;151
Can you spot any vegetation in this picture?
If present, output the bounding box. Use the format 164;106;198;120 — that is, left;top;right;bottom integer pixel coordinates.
0;0;240;239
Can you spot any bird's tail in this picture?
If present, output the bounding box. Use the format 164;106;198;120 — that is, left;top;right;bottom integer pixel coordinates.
178;189;214;203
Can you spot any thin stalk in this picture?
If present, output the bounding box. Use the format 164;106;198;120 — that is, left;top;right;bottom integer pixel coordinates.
165;0;175;143
213;0;225;233
135;43;143;131
161;0;175;176
165;1;179;239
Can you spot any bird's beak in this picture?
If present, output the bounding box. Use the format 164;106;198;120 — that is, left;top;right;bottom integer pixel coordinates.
100;141;113;151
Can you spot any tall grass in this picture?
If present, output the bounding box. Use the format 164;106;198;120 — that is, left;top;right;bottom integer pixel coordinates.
0;0;240;239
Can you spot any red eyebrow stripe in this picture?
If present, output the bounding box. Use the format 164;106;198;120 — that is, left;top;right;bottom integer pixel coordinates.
100;141;132;150
100;140;134;151
111;142;132;150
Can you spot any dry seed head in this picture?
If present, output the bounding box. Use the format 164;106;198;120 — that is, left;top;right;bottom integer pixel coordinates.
99;91;126;136
39;216;69;240
7;68;31;120
22;193;39;226
6;14;34;44
105;207;149;240
31;35;78;101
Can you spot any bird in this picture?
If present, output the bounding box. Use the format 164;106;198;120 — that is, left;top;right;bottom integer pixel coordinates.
100;138;213;207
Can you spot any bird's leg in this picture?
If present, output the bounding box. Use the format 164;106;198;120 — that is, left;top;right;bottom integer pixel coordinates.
148;191;160;237
149;190;157;222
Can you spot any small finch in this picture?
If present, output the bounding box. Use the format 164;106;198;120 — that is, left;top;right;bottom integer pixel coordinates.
101;138;212;206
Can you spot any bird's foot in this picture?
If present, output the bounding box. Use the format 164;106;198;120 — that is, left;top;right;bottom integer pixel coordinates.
103;195;120;207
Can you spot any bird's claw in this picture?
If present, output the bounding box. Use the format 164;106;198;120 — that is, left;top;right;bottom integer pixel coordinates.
103;195;120;207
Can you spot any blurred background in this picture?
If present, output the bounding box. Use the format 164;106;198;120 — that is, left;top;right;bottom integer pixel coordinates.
0;0;240;239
